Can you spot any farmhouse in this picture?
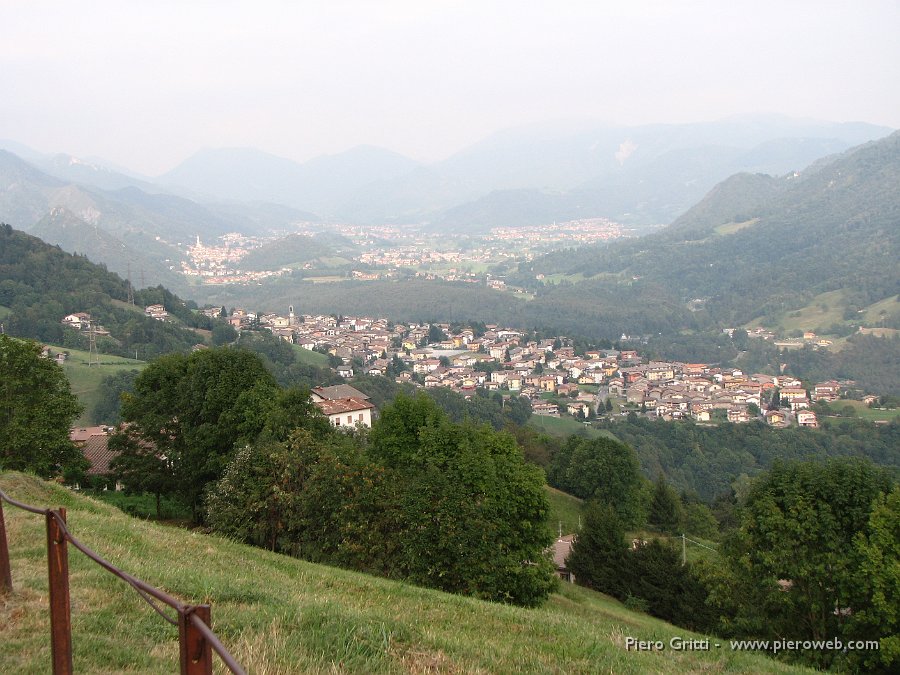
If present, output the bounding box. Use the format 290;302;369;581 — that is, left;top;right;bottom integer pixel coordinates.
311;385;375;428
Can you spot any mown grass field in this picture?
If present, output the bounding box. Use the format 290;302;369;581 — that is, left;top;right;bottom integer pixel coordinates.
772;290;847;334
820;400;900;423
746;290;899;336
52;346;146;425
0;473;808;674
713;218;759;236
546;487;584;536
528;414;618;441
860;294;900;326
304;275;348;283
291;344;331;367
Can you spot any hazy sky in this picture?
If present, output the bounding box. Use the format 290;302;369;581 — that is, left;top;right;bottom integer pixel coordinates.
2;1;898;175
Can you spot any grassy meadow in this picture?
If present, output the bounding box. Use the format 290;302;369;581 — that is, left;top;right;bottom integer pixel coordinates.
820;399;900;423
51;346;146;425
0;473;808;674
291;344;331;367
746;290;899;337
546;487;584;536
528;414;618;441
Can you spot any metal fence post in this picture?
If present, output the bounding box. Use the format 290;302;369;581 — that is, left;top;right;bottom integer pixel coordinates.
46;508;73;675
0;499;12;593
179;604;213;675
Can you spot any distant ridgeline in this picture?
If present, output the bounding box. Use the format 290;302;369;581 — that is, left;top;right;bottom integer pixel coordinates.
0;224;211;359
518;130;900;330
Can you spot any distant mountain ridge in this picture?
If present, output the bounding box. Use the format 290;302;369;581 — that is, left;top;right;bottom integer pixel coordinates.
348;116;893;229
3;116;893;234
158;145;421;215
0;150;325;291
522;130;900;327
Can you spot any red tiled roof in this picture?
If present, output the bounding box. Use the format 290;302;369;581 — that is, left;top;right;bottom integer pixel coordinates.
69;426;108;443
314;397;374;416
82;435;118;476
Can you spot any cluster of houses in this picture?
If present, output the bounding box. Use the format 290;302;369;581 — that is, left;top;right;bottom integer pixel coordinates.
224;309;849;428
60;307;869;481
614;364;836;428
60;304;857;434
60;312;110;336
62;305;168;330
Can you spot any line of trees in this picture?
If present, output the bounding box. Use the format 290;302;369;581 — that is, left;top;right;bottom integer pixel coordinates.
565;454;898;671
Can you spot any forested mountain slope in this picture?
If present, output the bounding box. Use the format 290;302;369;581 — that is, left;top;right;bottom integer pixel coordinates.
0;224;210;359
522;131;900;327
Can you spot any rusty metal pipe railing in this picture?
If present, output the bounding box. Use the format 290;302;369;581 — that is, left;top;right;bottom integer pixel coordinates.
0;485;246;675
189;609;248;674
0;499;12;591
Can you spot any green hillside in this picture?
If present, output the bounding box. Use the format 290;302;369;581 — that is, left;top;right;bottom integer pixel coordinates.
521;131;900;332
291;343;331;367
0;224;219;361
0;473;804;674
546;486;584;535
52;345;145;425
239;233;342;271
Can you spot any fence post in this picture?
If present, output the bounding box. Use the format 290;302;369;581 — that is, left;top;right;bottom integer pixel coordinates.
0;499;12;593
46;508;73;675
179;604;213;675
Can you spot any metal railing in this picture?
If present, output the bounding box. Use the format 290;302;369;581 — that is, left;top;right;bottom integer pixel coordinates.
0;485;247;675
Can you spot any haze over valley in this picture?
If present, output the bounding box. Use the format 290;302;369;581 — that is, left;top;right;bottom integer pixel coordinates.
2;3;899;673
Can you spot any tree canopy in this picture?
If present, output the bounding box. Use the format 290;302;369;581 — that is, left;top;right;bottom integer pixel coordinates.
113;347;326;518
207;392;556;607
0;335;85;478
548;435;648;528
720;458;896;670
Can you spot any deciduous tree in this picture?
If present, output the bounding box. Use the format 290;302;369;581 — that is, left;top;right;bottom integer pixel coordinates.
548;435;648;528
724;458;894;669
116;347;287;519
370;393;555;606
0;335;84;478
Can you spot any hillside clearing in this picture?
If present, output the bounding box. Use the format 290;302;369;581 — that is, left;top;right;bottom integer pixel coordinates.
546;487;584;536
528;414;618;441
713;218;759;236
54;346;145;425
291;344;331;367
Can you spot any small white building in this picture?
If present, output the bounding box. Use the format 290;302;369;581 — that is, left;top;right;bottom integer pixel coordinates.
315;397;374;428
310;385;375;428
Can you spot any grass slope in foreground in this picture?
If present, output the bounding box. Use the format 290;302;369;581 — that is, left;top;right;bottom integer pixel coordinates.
0;473;807;674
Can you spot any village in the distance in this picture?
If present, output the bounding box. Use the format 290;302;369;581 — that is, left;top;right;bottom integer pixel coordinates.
62;302;853;435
